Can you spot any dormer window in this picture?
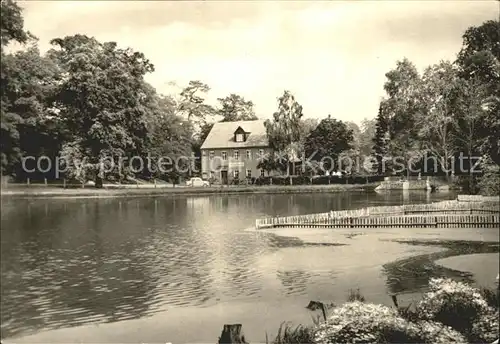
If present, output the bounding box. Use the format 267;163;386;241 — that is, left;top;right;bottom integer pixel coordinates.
234;126;247;142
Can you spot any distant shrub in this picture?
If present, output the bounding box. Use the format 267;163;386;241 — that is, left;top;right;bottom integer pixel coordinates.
254;176;270;185
290;175;311;185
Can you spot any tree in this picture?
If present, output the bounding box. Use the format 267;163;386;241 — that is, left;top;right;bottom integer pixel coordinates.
417;61;460;181
1;47;64;179
372;103;390;175
49;35;155;186
346;122;361;152
456;20;500;167
295;118;318;172
457;20;500;81
0;1;62;178
0;0;32;48
449;77;490;191
382;58;424;177
217;93;257;122
177;80;215;134
264;90;304;178
359;118;376;157
454;20;500;194
198;122;214;144
146;92;194;184
304;115;353;174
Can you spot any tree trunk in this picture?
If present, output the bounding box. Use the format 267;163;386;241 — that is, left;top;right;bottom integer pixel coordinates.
287;163;291;185
468;147;473;193
406;158;410;181
95;176;103;188
444;150;450;184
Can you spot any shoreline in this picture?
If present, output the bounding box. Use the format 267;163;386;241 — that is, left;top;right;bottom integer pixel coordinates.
0;183;377;199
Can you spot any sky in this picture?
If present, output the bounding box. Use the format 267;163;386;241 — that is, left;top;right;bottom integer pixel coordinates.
18;0;499;124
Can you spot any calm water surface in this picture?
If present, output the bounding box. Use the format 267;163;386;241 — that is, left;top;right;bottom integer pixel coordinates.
1;191;498;343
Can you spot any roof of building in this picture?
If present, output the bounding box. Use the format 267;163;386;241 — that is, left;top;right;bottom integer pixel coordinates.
200;120;269;150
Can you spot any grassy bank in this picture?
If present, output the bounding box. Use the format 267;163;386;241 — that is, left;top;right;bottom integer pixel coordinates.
267;278;499;344
0;183;378;198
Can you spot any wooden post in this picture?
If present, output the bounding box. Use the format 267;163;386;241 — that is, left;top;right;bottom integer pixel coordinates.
44;178;48;186
27;177;30;186
320;302;328;321
391;294;399;308
154;178;157;188
218;324;247;344
63;179;66;188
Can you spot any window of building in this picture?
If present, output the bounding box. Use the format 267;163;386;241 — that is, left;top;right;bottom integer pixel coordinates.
258;149;265;158
246;150;251;160
260;169;265;177
246;169;252;178
202;151;207;157
233;170;239;179
235;133;244;142
209;151;214;159
210;171;215;179
221;151;227;160
233;150;239;160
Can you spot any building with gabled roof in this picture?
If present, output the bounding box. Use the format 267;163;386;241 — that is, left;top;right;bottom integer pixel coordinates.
200;120;273;183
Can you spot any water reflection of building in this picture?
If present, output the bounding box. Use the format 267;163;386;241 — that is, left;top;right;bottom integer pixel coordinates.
186;196;210;209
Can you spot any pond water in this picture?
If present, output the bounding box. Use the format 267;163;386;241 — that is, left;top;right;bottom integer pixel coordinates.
1;190;498;343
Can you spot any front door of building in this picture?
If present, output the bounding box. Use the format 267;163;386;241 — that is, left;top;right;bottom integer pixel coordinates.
221;170;228;185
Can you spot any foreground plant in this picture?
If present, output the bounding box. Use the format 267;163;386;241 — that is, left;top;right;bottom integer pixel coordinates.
272;323;315;344
415;278;499;342
313;301;467;344
269;277;498;344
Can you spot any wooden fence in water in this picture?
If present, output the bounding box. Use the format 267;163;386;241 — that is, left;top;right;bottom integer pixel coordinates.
255;199;499;229
457;194;499;203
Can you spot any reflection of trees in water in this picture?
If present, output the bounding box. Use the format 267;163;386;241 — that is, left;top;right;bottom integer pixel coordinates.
382;240;499;295
179;196;266;300
1;200;157;339
277;270;311;296
132;197;216;308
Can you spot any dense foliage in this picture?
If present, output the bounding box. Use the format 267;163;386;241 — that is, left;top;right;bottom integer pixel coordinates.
304;115;353;172
372;20;500;194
